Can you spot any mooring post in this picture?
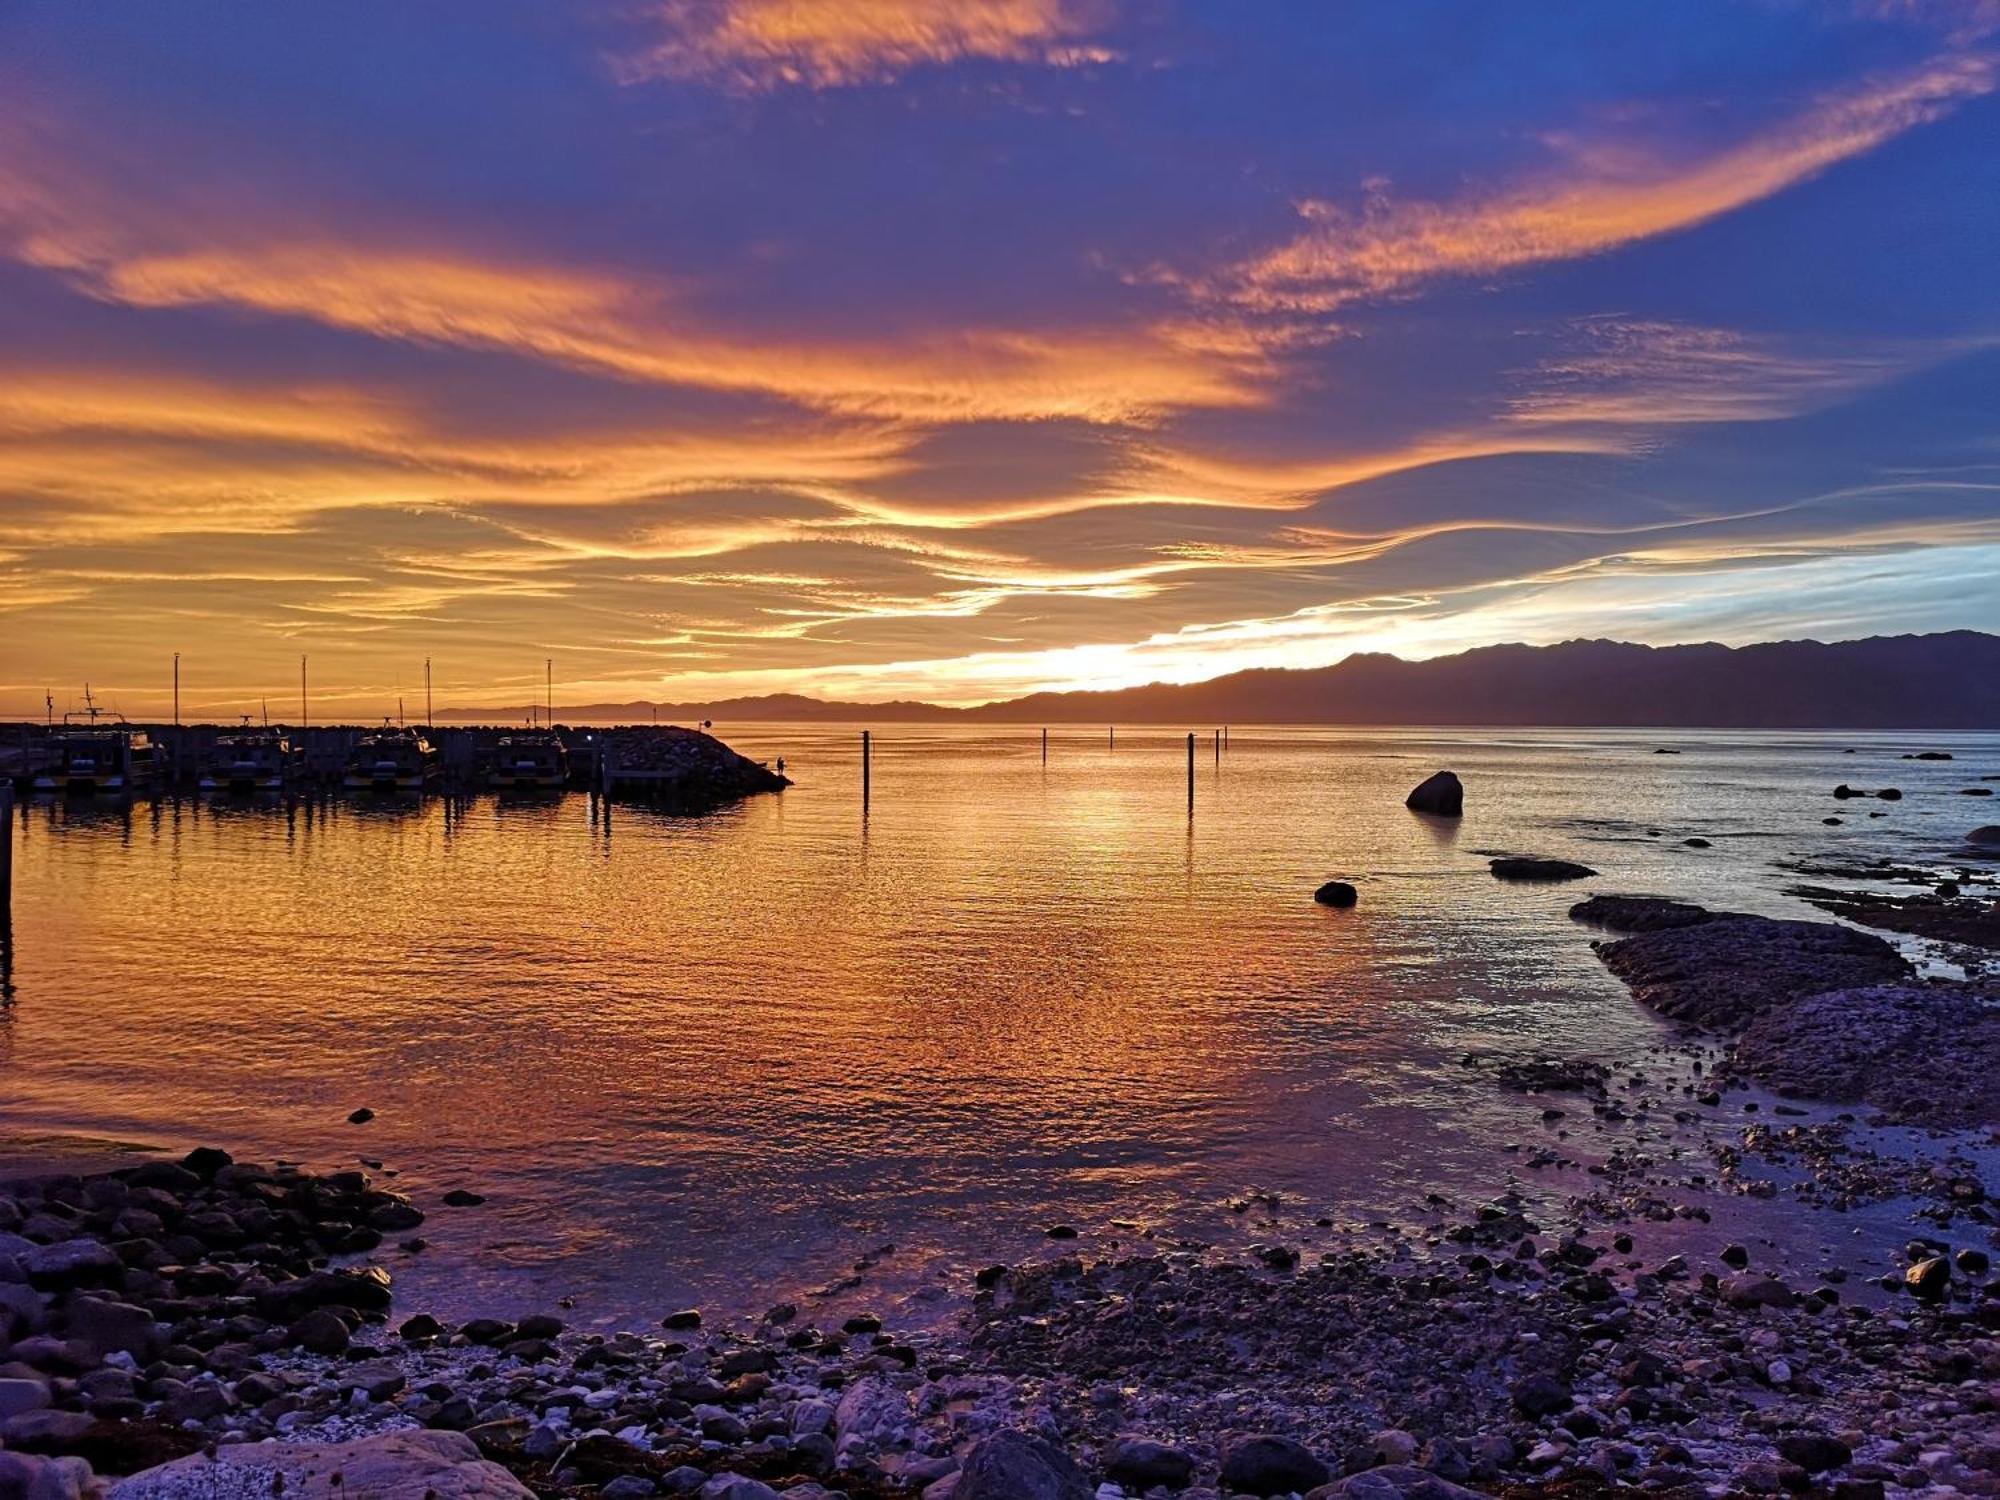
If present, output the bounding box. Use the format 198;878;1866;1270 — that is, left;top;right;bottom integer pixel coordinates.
1108;725;1114;750
1186;732;1194;812
1041;727;1047;764
1;781;13;915
861;729;872;809
1214;728;1220;764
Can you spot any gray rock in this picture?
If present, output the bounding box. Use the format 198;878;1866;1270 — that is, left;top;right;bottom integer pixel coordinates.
287;1307;351;1355
1720;1273;1797;1309
604;1477;660;1499
1220;1435;1329;1496
1308;1466;1489;1500
21;1240;120;1285
955;1431;1091;1500
114;1429;532;1500
1105;1436;1196;1490
1776;1434;1852;1474
1511;1373;1573;1417
0;1378;53;1419
65;1298;163;1360
697;1478;783;1500
2;1408;97;1450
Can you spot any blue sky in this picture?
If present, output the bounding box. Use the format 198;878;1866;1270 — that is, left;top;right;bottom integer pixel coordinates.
2;0;1996;711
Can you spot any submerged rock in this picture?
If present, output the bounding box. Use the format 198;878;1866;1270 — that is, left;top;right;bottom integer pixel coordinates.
1490;858;1596;882
1735;982;2000;1129
1314;880;1359;907
1569;894;1721;931
1404;771;1462;817
1596;914;1910;1030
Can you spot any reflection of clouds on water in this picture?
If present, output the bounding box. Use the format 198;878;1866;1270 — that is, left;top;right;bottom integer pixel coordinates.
1;725;1994;1322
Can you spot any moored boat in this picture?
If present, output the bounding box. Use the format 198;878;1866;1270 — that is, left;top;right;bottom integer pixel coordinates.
491;731;569;789
33;726;159;796
199;729;302;794
341;728;440;792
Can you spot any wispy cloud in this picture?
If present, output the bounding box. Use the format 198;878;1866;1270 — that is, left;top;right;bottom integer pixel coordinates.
1217;53;1995;312
1505;319;1959;427
616;0;1116;89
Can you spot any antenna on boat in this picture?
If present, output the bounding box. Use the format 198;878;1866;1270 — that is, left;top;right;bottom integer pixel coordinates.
44;689;52;729
300;655;308;730
173;652;180;728
545;658;553;728
398;696;405;727
424;658;432;728
262;698;269;727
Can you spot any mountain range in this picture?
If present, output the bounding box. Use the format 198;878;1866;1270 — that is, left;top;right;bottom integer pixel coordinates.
445;631;2000;729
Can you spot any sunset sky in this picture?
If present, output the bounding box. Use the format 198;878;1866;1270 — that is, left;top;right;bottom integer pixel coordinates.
3;2;1998;717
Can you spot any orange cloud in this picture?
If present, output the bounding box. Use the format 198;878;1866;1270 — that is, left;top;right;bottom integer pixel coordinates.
618;0;1115;89
0;129;1247;428
1223;53;1995;311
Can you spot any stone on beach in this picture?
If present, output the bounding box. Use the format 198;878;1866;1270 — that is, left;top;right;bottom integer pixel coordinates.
954;1430;1091;1500
1103;1436;1195;1490
1309;1465;1490;1500
1220;1434;1330;1496
1403;771;1462;817
113;1429;531;1500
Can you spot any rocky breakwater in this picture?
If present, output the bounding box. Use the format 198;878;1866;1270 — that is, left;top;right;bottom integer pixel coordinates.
601;728;790;811
1573;895;2000;1130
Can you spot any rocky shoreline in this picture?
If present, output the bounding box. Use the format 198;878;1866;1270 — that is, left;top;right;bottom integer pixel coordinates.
4;867;1998;1500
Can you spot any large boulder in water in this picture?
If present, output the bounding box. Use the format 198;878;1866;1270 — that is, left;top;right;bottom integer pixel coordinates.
1968;825;2000;847
1404;771;1462;817
1314;880;1358;907
114;1430;532;1500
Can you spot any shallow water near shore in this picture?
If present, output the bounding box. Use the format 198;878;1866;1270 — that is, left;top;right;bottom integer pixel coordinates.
3;724;1995;1325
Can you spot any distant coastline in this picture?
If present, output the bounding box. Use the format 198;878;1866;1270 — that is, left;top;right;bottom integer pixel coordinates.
436;630;2000;730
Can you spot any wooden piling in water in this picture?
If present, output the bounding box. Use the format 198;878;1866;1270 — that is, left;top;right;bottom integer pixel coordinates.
1041;727;1047;763
1186;732;1194;811
862;729;872;807
1;781;13;914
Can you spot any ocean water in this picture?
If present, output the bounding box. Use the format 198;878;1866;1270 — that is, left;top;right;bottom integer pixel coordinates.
2;724;1993;1324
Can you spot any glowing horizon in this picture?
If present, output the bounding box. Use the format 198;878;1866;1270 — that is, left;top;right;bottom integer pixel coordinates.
3;3;1997;718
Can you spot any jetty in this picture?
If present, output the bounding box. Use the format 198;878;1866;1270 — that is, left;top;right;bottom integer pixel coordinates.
0;721;788;808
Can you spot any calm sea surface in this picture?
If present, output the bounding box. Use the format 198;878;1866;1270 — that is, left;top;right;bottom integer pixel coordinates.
3;725;1994;1323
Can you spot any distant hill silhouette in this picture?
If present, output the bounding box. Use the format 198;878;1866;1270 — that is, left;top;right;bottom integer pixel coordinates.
450;631;2000;729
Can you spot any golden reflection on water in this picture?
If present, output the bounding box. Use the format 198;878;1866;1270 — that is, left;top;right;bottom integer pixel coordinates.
3;725;1990;1319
